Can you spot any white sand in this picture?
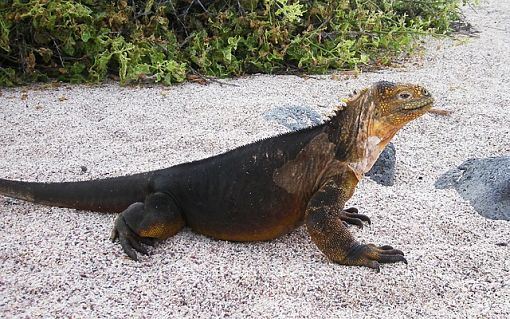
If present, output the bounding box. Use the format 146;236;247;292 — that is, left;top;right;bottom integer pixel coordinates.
1;1;509;317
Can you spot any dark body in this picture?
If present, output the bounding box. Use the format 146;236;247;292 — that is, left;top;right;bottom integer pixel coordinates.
167;125;324;241
0;81;434;270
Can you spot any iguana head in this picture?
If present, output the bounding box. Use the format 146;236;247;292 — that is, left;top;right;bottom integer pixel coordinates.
370;80;434;136
346;81;434;142
341;81;434;177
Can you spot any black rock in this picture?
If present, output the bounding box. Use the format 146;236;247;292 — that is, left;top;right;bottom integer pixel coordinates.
263;105;323;131
435;156;510;221
365;143;396;186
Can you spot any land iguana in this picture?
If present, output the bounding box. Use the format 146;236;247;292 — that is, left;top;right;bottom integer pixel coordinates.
0;81;434;271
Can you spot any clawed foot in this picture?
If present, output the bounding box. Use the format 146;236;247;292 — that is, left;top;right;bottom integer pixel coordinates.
339;207;371;229
110;213;156;261
345;243;407;272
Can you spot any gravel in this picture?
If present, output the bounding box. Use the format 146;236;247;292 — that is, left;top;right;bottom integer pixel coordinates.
1;1;509;318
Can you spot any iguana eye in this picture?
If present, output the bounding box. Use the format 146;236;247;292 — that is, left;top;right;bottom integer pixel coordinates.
398;92;412;99
348;89;359;98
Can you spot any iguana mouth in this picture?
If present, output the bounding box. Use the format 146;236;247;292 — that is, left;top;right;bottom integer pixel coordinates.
402;97;434;111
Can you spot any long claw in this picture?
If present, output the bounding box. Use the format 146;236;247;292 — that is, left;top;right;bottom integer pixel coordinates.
119;237;138;261
342;216;364;229
344;207;359;214
377;254;407;264
379;248;405;256
345;212;371;225
367;260;381;273
110;228;118;242
129;237;148;255
339;208;371;228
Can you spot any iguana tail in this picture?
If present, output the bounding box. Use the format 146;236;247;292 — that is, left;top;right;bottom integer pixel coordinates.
0;172;155;213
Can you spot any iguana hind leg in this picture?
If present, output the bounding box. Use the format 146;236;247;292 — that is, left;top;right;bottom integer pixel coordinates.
110;192;185;260
305;179;406;272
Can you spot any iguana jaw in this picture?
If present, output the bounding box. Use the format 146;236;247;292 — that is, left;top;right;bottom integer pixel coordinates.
400;97;434;111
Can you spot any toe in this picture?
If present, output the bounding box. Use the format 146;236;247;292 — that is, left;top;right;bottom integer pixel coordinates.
113;214;146;260
341;243;407;270
139;237;156;246
344;207;359;214
346;212;371;224
379;248;405;256
377;254;407;264
367;260;381;272
110;228;119;242
342;217;364;229
129;237;148;255
119;236;138;261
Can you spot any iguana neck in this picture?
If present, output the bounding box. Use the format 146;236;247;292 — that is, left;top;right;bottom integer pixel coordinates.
324;91;393;180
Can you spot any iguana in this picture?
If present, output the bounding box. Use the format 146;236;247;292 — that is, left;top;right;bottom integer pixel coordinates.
0;81;434;271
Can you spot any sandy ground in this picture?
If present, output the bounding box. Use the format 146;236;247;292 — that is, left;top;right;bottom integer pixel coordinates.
1;1;509;318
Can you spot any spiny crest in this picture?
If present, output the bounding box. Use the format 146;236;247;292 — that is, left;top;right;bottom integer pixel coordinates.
328;101;347;119
325;84;373;122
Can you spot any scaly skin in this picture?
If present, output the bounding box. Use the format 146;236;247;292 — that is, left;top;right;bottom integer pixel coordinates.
0;81;434;271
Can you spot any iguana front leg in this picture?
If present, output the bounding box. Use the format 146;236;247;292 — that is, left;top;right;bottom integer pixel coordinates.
305;177;406;271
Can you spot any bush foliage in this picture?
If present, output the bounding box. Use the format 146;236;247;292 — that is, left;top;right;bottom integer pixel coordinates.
0;0;471;86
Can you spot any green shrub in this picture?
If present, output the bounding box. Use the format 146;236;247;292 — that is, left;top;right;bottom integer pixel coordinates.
0;0;473;86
